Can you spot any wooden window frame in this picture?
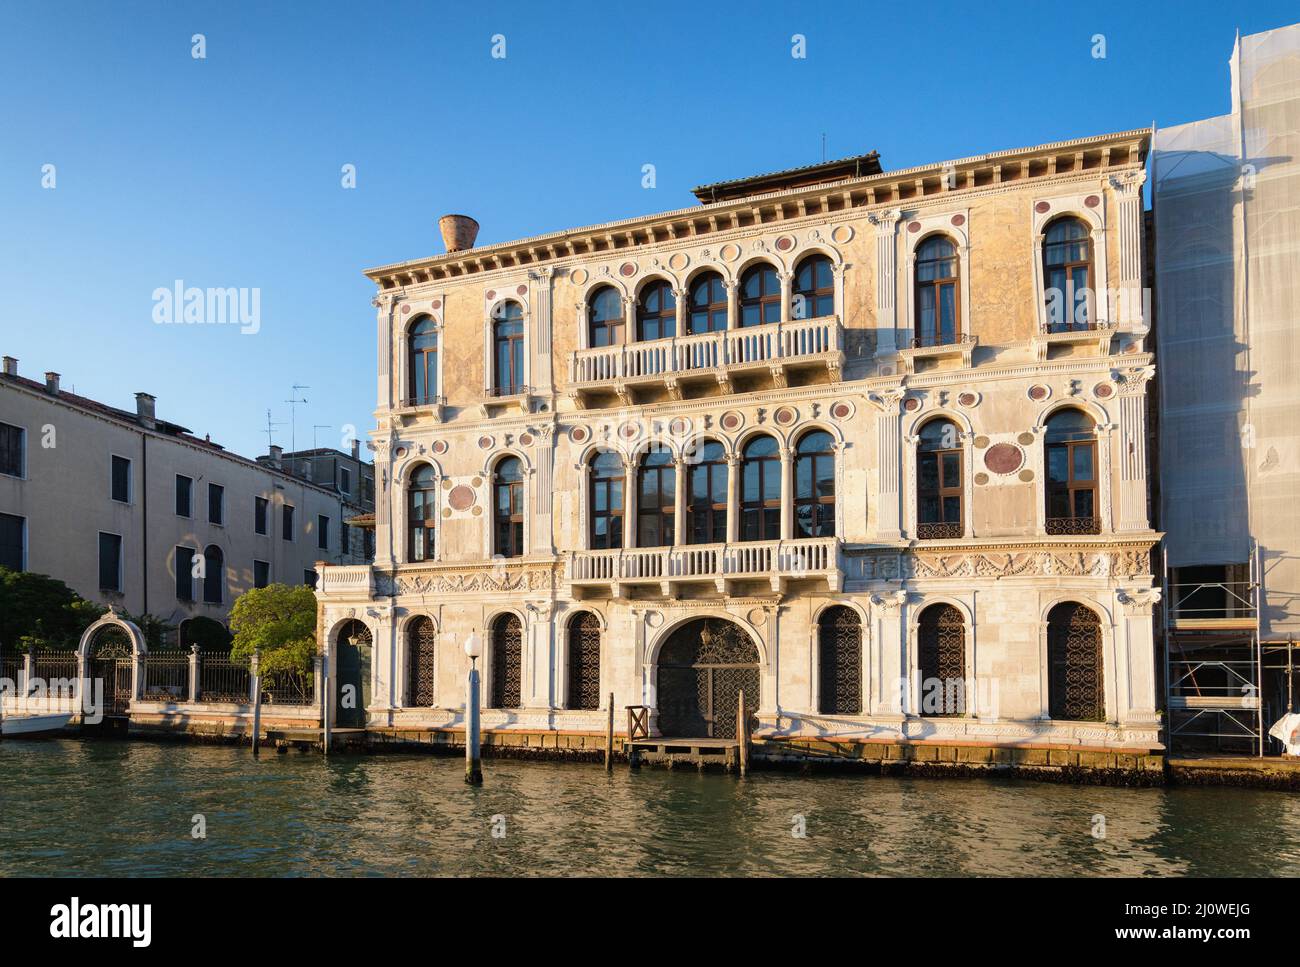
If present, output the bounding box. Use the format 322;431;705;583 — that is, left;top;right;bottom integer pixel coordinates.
1043;217;1094;332
740;437;781;541
408;316;439;405
794;431;836;538
636;450;676;548
492;302;526;396
914;236;961;347
792;254;835;320
739;264;781;328
494;458;525;558
686;442;728;545
636;279;677;342
688;272;728;334
917;421;963;540
588;452;624;550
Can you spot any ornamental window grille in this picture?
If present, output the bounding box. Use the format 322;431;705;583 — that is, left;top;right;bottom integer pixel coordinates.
567;612;601;711
917;604;966;716
817;606;861;714
1047;602;1104;721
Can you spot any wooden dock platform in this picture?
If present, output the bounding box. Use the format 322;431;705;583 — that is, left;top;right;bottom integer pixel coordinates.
626;736;742;770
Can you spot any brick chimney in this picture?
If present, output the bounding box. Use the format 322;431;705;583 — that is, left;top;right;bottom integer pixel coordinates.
135;393;156;430
44;371;60;394
1;357;16;377
350;438;360;461
268;444;283;468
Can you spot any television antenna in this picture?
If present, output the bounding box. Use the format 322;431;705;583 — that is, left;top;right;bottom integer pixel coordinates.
284;384;310;455
263;409;284;451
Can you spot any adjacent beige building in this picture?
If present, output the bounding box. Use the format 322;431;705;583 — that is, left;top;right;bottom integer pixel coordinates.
0;360;373;637
318;127;1162;752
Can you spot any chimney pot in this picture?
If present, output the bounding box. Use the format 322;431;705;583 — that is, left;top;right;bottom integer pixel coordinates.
269;445;283;468
1;356;16;377
135;392;156;429
438;214;479;253
44;371;60;394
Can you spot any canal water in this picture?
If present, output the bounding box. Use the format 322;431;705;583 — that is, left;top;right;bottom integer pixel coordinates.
2;739;1298;876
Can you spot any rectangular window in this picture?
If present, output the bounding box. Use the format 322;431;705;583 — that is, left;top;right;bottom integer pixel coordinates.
340;467;351;494
0;513;25;570
317;514;330;551
99;532;122;591
175;475;193;517
0;423;24;478
255;496;269;535
254;560;270;589
111;455;131;503
363;529;374;560
341;522;350;555
175;546;195;601
208;483;225;525
283;504;295;541
364;476;374;503
304;568;317;588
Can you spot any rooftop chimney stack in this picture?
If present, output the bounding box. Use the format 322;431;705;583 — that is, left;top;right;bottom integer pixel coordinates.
135;392;156;430
350;438;360;461
438;214;479;253
268;445;283;469
1;356;16;377
44;371;60;394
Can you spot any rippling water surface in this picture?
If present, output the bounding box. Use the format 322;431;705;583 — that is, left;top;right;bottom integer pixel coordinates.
2;739;1298;876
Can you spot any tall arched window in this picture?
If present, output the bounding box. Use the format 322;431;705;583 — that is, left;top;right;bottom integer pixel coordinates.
686;440;728;544
408;315;438;404
588;451;624;550
741;436;781;541
637;446;675;547
406;616;436;706
794;430;835;538
1047;602;1104;721
917;604;966;716
494;456;525;557
493;301;525;396
489;613;522;709
917;419;963;540
818;606;861;714
567;612;601;711
915;236;960;347
739;263;781;327
407;464;438;562
202;545;223;604
637;280;676;341
587;285;623;347
688;271;728;334
793;254;834;320
1043;217;1094;331
1045;409;1099;534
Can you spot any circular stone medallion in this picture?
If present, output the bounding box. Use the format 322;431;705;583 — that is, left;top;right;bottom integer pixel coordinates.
984;443;1024;475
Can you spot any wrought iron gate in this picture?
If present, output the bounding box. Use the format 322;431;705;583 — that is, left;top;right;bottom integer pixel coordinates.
656;618;759;739
406;617;436;706
88;634;133;717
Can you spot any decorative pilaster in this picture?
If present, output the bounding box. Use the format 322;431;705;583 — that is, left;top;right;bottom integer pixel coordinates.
869;590;908;721
529;268;555;394
1116;588;1161;725
1115;365;1154;532
868;388;907;540
525;601;554;708
1109;171;1146;329
533;424;556;553
868;209;901;355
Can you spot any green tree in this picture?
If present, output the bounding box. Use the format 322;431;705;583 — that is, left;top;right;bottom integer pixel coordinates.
228;584;317;675
0;567;105;651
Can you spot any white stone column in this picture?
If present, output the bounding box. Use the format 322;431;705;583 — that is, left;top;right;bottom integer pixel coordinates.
1116;366;1155;533
779;446;794;540
868;209;901;356
779;270;793;325
623;457;638;549
871;389;906;541
726;452;741;544
673;287;686;339
673;457;687;545
724;279;739;330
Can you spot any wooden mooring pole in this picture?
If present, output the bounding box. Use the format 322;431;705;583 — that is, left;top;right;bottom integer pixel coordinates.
250;650;262;758
737;688;749;778
605;692;614;772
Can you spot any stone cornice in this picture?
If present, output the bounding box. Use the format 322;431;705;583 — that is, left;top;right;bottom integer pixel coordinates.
367;129;1151;290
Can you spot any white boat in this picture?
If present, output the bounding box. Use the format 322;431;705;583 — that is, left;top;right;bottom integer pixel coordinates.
1;712;73;737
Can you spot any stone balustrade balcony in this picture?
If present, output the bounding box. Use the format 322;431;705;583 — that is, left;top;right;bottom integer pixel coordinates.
568;535;841;597
317;565;376;598
568;315;844;405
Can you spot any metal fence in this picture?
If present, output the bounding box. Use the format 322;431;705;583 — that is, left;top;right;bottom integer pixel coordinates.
260;669;314;706
0;654;21;693
29;652;79;694
198;654;251;704
142;653;190;703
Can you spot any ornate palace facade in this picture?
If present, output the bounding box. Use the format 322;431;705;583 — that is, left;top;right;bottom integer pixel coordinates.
317;127;1162;751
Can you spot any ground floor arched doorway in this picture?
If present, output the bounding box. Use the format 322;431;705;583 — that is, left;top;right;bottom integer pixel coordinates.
655;618;759;739
335;620;372;728
84;623;136;717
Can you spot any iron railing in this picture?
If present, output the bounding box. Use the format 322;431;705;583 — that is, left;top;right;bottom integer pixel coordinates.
260;669;314;706
198;654;251;704
142;653;190;702
1045;516;1101;535
0;654;22;692
29;652;79;692
917;521;962;540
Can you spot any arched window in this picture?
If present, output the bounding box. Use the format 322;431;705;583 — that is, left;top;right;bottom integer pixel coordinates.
741;436;781;541
1047;602;1104;721
818;606;861;714
637;280;676;341
587;285;623;347
915;236;960;347
917;604;966;716
567;612;601;711
406;616;436;706
637;446;675;547
494;457;525;557
493;301;525;396
408;315;438;404
688;271;728;334
686;440;728;544
1045;409;1099;534
588;451;624;550
917;419;963;540
739;263;781;327
202;545;223;604
793;254;834;320
489;613;522;709
407;464;437;562
1043;217;1094;331
794;430;835;538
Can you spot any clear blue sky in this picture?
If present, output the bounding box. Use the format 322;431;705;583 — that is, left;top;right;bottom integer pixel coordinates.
1;1;1293;460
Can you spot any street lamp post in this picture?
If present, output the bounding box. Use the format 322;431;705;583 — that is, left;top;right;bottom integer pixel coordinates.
464;631;483;785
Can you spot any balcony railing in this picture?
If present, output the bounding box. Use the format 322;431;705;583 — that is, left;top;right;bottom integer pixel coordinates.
568;536;841;593
916;521;963;540
569;316;842;387
1045;516;1101;535
318;565;375;596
